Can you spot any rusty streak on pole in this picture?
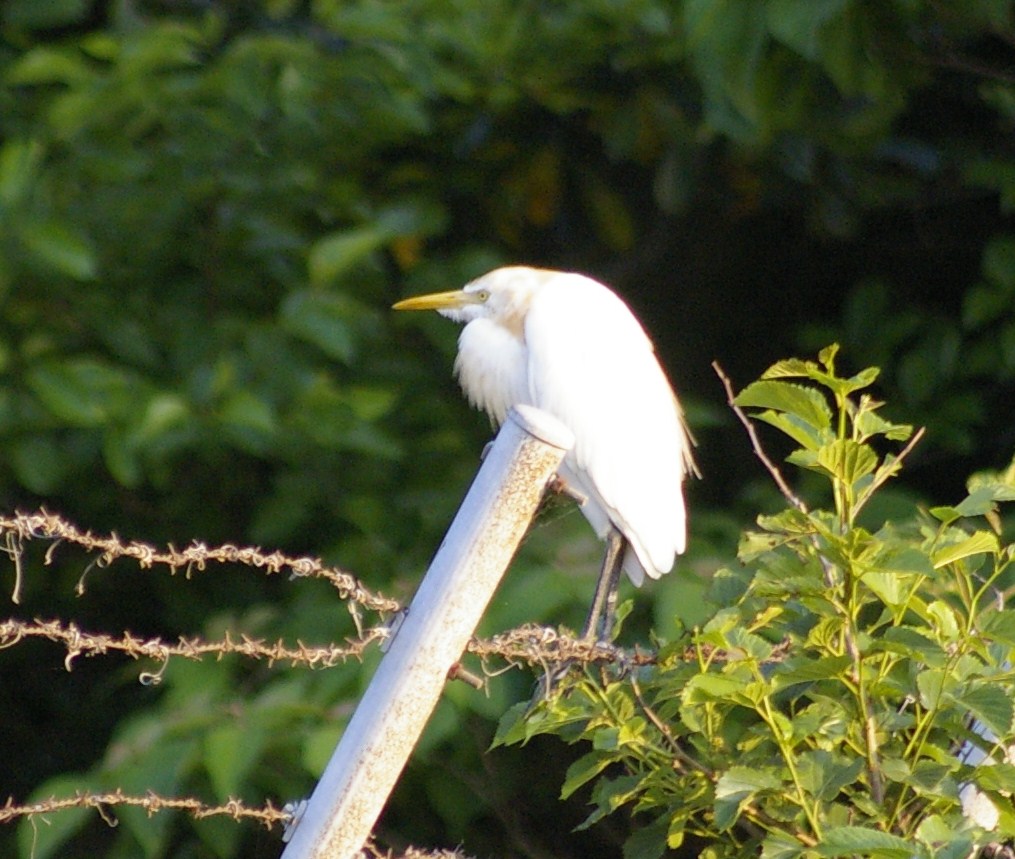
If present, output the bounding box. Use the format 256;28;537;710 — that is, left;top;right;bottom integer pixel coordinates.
280;405;574;859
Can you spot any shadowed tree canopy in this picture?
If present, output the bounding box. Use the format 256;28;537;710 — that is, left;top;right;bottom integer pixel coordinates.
1;1;1014;857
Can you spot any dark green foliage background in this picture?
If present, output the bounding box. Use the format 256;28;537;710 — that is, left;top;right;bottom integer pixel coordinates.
0;1;1013;856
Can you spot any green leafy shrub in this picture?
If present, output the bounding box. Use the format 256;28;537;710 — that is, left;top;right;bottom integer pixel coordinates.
498;346;1015;859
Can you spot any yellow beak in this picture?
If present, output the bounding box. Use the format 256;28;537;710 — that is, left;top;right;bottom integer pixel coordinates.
392;289;478;312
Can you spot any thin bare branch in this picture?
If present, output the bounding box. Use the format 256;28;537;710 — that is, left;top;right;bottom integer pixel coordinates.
712;361;809;513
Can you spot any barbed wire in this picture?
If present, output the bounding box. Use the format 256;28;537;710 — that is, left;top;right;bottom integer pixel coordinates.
0;509;401;612
467;623;653;667
2;792;476;859
0;507;785;857
0;617;786;682
0;617;389;677
0;618;628;682
0;790;290;829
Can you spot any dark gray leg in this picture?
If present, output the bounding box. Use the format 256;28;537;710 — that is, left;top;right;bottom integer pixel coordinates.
581;528;626;643
530;528;628;706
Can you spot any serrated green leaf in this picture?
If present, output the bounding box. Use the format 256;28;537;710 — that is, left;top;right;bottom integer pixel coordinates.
929;505;961;525
816;439;877;485
682;672;750;702
818;343;840;370
927;600;961;642
753;409;831;450
954;484;1015;517
724;626;775;660
762;357;821;379
983;610;1015;646
772;655;851;689
562;751;615;799
578;774;642;830
734;379;832;431
840;365;880;393
932;531;998;568
872;545;936;577
761;830;807;859
915;814;957;846
715;765;783;796
816;825;917;857
880;756;911;784
916;665;957;709
907;760;958;798
854;407;913;442
878;627;946;665
797;750;864;800
973;763;1015;793
960;684;1014;737
491;701;531;747
714;766;783;831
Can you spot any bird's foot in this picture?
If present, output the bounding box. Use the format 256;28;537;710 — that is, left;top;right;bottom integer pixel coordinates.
547;473;588;506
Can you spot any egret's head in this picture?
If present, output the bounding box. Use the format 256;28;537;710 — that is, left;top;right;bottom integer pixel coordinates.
392;266;552;330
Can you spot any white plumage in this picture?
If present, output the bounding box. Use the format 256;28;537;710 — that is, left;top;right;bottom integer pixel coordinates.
394;266;695;586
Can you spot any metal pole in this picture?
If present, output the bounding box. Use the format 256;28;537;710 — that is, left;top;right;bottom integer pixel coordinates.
280;404;574;859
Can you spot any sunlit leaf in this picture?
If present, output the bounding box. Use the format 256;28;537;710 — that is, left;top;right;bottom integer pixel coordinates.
734;379;833;431
772;655;851;689
973;763;1015;793
932;531;998;568
562;752;615;800
816;439;877;485
816;825;919;857
960;685;1014;737
753;409;831;450
954;484;1015;518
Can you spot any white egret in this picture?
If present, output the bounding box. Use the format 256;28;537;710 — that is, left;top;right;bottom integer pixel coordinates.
393;266;696;640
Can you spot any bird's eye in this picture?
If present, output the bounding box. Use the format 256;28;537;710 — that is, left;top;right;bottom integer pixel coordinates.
475;289;490;302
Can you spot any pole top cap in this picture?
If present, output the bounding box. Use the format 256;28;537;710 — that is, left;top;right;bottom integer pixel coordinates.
507;405;575;451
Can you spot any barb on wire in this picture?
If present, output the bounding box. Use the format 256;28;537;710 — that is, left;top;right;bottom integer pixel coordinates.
0;509;401;613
